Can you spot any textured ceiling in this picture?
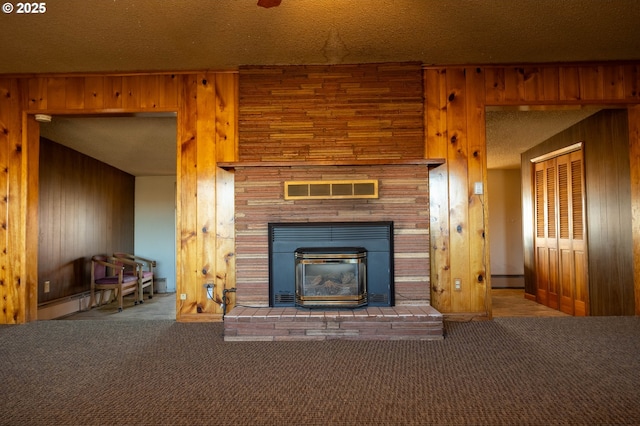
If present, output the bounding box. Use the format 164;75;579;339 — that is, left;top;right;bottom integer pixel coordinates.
2;0;639;74
485;108;601;169
40;115;177;176
8;0;640;175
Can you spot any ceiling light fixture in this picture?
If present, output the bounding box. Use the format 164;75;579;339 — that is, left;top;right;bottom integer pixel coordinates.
34;114;52;123
257;0;282;8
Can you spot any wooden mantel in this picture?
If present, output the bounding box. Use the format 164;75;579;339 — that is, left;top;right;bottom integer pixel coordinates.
217;158;446;170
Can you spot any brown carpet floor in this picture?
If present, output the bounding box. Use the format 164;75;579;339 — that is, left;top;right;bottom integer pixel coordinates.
1;316;639;425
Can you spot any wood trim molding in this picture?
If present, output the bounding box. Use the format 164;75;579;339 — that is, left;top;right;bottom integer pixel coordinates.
529;142;583;163
217;158;445;170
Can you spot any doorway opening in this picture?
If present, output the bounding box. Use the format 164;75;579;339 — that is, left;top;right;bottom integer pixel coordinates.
485;106;601;317
36;113;177;320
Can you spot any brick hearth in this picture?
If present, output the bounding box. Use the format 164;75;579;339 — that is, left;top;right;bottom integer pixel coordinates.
223;305;443;341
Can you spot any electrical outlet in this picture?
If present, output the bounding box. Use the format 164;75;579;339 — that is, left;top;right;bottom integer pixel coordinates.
44;281;50;293
203;283;214;289
454;278;462;291
180;293;187;300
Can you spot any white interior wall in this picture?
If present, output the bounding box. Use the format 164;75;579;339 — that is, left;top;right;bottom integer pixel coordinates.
488;169;524;276
135;176;176;293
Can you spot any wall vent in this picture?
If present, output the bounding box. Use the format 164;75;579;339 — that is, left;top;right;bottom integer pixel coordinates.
284;180;378;200
274;292;295;304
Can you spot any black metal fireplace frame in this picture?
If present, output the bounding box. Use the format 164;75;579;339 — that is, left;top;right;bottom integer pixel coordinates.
268;221;394;308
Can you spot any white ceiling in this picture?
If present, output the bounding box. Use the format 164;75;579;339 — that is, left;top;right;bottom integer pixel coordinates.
10;0;640;175
485;108;601;169
39;115;177;176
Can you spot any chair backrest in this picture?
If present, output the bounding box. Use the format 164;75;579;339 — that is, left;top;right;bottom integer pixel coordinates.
113;252;134;261
113;252;155;274
91;255;110;280
112;254;137;274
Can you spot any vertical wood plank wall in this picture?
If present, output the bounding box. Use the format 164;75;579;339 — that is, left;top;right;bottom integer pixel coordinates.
38;138;135;302
178;73;237;322
425;64;640;316
0;62;639;323
0;72;237;323
630;105;640;315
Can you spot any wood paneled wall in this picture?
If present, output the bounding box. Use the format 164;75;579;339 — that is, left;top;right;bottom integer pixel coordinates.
0;72;237;323
0;78;27;323
425;68;489;315
425;64;640;316
1;62;639;323
234;164;430;306
578;110;633;315
630;105;640;315
177;73;237;322
38;138;135;302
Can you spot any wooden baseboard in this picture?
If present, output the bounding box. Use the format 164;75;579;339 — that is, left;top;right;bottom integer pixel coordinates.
177;313;223;322
442;312;490;322
37;293;94;320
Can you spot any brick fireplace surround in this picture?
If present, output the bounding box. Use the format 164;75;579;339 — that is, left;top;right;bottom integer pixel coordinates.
222;63;444;341
223;163;443;341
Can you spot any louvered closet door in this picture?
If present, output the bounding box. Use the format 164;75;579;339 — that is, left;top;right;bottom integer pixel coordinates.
558;150;588;316
534;159;559;309
533;148;588;316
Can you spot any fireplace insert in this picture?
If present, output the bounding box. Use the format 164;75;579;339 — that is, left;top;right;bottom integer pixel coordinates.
269;222;394;307
295;247;367;308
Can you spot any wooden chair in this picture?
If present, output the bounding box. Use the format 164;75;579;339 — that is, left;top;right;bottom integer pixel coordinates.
113;252;156;304
90;255;139;312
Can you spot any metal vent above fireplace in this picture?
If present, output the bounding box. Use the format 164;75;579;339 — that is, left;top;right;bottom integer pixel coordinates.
284;180;378;200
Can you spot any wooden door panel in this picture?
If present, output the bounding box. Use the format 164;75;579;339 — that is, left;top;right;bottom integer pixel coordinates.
548;247;559;309
557;156;573;314
570;153;588;316
536;246;549;305
534;163;549;306
573;250;588;316
559;248;574;314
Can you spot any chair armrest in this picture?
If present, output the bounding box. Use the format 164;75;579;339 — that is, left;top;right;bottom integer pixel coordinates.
132;255;156;268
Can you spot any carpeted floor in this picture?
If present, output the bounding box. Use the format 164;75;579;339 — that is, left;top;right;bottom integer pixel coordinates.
1;316;639;425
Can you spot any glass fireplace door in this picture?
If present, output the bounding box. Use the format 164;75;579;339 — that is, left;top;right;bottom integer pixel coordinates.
295;247;367;308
